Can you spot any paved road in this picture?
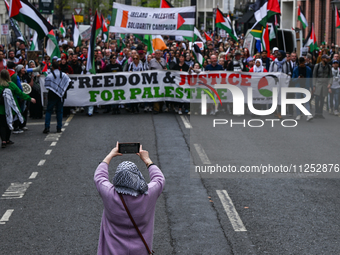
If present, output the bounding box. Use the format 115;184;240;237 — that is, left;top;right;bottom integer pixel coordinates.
0;109;339;254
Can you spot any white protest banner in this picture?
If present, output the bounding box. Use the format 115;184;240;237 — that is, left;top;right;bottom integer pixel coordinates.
109;3;195;37
40;71;289;107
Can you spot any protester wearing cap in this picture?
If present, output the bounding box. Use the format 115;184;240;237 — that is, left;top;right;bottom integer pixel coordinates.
116;52;126;66
94;142;165;255
272;47;279;60
312;54;332;119
330;60;340;115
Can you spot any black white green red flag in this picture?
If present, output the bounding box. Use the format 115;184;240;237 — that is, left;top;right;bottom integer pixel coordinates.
9;0;53;39
46;30;60;59
59;21;66;37
72;14;81;47
250;0;281;27
336;6;340;29
297;6;308;29
304;24;317;52
215;8;238;41
86;11;101;74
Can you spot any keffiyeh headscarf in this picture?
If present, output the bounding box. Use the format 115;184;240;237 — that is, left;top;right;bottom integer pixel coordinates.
113;161;148;197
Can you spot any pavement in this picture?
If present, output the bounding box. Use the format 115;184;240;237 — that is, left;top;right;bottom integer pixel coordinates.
0;108;340;255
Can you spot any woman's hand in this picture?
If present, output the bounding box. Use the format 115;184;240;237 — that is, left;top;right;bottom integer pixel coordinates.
137;145;152;166
31;98;36;104
103;141;122;165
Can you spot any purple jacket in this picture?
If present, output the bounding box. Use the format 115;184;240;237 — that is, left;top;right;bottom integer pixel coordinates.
94;162;165;255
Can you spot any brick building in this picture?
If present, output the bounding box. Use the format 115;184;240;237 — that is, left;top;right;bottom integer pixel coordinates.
298;0;340;46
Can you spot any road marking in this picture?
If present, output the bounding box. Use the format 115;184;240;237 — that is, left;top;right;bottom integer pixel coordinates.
38;160;46;166
64;122;69;126
61;128;65;132
66;114;74;123
44;134;61;142
29;172;38;179
50;142;57;146
45;149;52;155
194;144;211;164
0;209;14;224
1;183;32;199
216;190;247;232
180;115;192;129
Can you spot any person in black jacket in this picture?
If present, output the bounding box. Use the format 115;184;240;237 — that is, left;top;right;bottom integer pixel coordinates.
69;54;82;74
227;50;248;72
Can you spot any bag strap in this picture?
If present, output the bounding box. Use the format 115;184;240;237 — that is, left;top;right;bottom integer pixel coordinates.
118;193;154;255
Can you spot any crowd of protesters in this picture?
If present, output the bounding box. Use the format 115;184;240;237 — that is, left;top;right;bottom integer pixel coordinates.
0;28;340;148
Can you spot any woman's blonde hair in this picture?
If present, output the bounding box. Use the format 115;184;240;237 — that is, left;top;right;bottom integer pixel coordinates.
0;69;10;87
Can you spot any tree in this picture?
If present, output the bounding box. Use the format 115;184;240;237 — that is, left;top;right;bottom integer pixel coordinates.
54;0;68;25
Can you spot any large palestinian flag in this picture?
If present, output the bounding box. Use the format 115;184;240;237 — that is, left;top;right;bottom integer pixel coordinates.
215;8;238;41
9;0;53;39
304;24;317;52
250;0;281;27
86;11;101;74
30;31;38;51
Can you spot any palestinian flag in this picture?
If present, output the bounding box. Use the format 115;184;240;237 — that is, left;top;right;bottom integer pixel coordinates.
9;0;53;39
86;11;101;74
4;0;26;43
215;8;238;41
160;0;173;8
183;27;206;42
336;6;340;29
298;6;308;29
250;0;281;27
29;31;38;50
42;63;48;77
72;14;81;47
304;24;317;52
46;30;61;59
204;32;212;41
192;44;204;68
101;14;109;43
261;24;270;55
59;21;66;37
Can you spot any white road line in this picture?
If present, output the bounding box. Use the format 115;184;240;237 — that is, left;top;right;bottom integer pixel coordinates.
66;114;74;123
194;144;211;164
64;122;69;126
216;190;247;232
180;115;192;129
45;149;52;155
38;160;46;166
1;183;32;199
0;209;14;224
61;128;65;132
29;172;38;179
50;142;57;146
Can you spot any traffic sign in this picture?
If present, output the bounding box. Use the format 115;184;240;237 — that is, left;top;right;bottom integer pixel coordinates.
74;8;82;15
